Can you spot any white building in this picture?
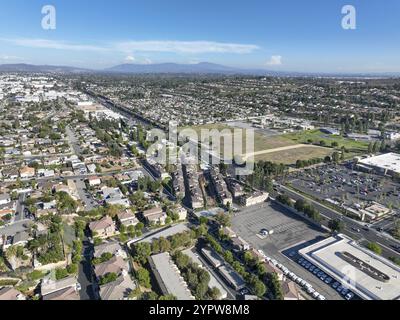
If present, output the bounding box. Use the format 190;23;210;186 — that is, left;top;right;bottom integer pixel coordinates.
299;234;400;300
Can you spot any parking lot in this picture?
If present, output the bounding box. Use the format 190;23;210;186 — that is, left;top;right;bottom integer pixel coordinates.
232;202;326;252
286;165;400;228
232;202;344;300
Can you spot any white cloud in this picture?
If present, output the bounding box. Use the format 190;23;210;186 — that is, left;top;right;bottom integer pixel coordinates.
0;54;22;61
0;38;260;57
0;38;107;52
115;40;259;54
266;55;282;66
124;55;136;62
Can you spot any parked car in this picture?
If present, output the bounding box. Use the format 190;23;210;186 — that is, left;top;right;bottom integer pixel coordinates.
345;292;354;300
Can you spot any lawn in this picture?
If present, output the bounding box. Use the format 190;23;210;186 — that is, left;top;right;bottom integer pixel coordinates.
282;130;369;152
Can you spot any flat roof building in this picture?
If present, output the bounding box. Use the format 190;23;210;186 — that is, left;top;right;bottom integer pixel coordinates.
358;153;400;176
149;252;195;300
201;247;225;269
217;265;246;291
299;234;400;300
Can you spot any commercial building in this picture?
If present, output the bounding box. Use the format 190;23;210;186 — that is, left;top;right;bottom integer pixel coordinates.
299;234;400;300
358;153;400;176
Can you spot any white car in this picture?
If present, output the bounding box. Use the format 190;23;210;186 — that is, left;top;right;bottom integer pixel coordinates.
318;295;326;301
258;249;266;256
307;287;315;294
312;292;320;299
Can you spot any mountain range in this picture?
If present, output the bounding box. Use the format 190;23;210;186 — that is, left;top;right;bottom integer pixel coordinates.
0;62;398;78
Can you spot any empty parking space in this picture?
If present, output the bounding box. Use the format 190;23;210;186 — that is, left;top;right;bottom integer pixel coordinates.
232;202;343;300
232;202;325;252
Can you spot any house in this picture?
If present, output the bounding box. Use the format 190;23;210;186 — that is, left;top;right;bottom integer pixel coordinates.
0;287;26;300
41;276;80;301
89;216;116;238
283;281;301;300
102;187;130;207
37;169;55;178
175;206;188;221
2;168;19;181
220;226;237;239
94;256;128;279
94;241;127;260
99;271;136;300
87;176;101;187
19;167;35;179
142;207;167;225
148;252;195;300
231;236;251;252
0;193;11;206
238;191;269;207
87;163;97;174
41;200;57;210
117;209;139;228
263;261;284;281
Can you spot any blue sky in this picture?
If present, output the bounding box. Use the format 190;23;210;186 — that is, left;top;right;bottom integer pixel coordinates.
0;0;399;72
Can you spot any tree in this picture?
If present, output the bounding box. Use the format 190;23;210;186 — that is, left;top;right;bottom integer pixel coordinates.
67;263;78;274
328;219;344;233
136;268;151;288
133;242;152;264
215;213;231;227
367;242;382;255
392;219;400;239
99;272;118;285
251;277;266;297
332;152;340;163
208;287;221;300
55;268;69;280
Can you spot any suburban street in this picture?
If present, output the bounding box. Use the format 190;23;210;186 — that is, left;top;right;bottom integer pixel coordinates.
78;231;97;300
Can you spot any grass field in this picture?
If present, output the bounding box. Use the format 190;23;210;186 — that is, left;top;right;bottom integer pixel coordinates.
253;146;334;164
282;130;369;152
179;124;296;154
179;125;365;164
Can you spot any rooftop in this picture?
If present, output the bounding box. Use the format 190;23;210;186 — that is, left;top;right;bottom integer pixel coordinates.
149;252;195;300
299;234;400;300
359;153;400;174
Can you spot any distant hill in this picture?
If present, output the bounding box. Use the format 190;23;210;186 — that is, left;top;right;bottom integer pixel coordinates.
105;62;247;74
0;63;90;73
0;62;398;78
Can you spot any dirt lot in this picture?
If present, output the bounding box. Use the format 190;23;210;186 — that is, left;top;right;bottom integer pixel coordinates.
253;146;333;164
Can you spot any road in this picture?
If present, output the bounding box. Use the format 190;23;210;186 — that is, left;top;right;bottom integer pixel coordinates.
66;125;82;156
14;193;27;223
0;219;32;236
74;178;98;211
78;231;97;300
276;184;400;259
